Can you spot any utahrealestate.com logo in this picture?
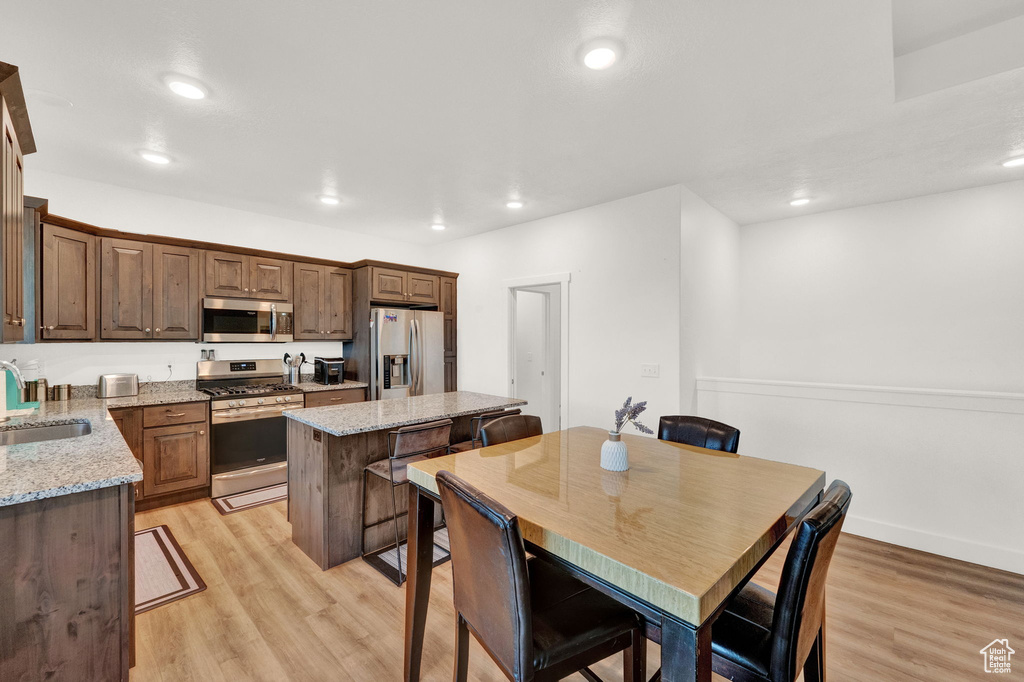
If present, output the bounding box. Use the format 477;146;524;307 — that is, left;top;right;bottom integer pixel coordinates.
980;639;1014;674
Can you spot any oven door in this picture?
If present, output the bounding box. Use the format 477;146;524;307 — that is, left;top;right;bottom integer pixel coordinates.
210;404;301;474
202;297;294;343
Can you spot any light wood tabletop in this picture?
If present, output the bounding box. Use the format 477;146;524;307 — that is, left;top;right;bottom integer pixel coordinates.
407;425;825;626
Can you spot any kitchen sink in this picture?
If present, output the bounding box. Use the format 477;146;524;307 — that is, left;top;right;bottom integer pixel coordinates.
0;421;92;446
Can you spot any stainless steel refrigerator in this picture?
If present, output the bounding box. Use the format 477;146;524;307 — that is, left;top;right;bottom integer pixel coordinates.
370;308;445;400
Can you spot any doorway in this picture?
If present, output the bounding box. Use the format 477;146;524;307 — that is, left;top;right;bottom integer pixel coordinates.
509;278;567;433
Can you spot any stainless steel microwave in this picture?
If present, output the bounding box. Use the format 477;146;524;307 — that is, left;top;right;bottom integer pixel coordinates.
202;298;294;343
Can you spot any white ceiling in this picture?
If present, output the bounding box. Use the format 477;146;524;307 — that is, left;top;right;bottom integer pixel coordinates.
892;0;1024;56
3;1;1024;241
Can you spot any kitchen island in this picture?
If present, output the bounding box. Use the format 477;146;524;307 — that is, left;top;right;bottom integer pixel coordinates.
284;391;525;570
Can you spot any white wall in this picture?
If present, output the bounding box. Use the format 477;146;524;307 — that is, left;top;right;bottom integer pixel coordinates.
698;180;1024;573
428;186;683;432
3;171;427;384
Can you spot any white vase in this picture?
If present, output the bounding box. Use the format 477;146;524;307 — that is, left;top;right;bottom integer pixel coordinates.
600;431;629;471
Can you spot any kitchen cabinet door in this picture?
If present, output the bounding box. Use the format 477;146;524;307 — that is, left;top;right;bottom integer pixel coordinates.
153;244;199;339
370;266;407;302
2;97;25;342
40;223;96;340
407;272;440;305
293;262;325;340
440;276;457;355
143;422;209;497
324;267;352;339
250;256;292;301
100;237;153;340
204;250;249;298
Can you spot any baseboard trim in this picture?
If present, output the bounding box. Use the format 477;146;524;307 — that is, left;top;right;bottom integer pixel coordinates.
697;377;1024;415
844;514;1024;576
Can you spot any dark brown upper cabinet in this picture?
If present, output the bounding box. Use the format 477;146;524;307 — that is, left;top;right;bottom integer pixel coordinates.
1;79;28;342
370;266;439;305
101;237;153;339
440;276;457;356
40;223;96;340
204;251;291;301
294;262;351;340
100;239;200;340
153;244;200;339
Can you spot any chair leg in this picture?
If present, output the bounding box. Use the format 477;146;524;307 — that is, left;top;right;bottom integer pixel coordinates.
390;481;404;585
624;628;646;682
454;614;470;682
803;625;825;682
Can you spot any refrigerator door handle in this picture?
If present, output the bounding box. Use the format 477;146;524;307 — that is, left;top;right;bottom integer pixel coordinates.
416;318;425;395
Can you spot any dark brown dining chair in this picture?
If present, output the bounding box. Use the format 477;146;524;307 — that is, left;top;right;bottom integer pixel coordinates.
360;418;453;586
450;408;523;453
480;413;543;447
657;415;740;453
650;480;852;682
436;470;645;682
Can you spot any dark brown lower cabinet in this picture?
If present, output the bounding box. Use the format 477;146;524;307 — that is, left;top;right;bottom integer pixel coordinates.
0;483;134;681
444;356;457;392
143;422;209;498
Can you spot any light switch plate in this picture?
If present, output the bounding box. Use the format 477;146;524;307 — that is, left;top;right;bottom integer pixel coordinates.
641;363;660;378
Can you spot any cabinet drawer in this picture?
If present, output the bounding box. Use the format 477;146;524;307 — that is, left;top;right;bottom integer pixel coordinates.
143;401;208;427
304;388;366;408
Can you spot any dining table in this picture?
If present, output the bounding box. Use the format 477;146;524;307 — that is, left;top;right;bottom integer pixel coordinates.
402;426;826;681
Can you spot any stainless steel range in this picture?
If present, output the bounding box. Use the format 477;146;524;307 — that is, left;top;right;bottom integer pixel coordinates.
197;359;305;498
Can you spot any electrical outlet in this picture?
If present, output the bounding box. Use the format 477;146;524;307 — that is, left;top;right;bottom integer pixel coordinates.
641;363;660;378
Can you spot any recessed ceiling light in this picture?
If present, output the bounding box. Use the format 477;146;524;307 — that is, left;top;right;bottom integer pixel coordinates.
431;223;446;231
1002;156;1024;168
506;200;524;209
581;39;621;70
318;195;340;205
790;198;811;207
164;75;208;100
139;150;171;165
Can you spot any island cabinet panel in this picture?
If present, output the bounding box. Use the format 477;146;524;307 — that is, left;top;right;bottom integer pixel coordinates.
407;272;440;305
0;484;134;682
40;222;96;339
370;266;407;302
101;237;153;339
250;256;291;301
152;244;200;339
324;267;352;339
109;406;144;501
143;422;209;497
204;250;249;298
2;97;25;342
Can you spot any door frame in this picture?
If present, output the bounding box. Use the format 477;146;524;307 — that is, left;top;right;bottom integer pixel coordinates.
506;273;570;430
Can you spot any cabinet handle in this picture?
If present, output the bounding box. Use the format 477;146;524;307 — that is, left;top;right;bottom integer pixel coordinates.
45;325;54;331
245;287;250;292
199;430;205;435
155;328;161;333
165;411;186;417
145;328;151;333
329;397;345;402
18;318;24;326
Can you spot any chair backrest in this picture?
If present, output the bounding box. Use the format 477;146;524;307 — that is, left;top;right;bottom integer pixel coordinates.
471;408;523;445
388;418;452;460
480;414;543;447
437;470;533;681
657;415;740;453
769;480;852;682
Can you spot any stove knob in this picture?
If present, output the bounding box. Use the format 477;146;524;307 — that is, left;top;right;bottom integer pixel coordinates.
258;398;265;404
239;400;247;406
276;397;284;403
228;401;236;407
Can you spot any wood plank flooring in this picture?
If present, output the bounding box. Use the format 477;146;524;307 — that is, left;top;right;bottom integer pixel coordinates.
131;499;1024;681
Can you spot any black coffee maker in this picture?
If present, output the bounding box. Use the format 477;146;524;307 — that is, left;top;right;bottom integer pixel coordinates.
313;357;345;385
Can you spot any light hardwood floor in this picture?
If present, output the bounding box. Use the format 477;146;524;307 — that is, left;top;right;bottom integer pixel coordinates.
132;499;1024;681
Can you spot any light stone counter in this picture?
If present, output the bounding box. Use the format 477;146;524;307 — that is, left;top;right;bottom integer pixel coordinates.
284;391;525;437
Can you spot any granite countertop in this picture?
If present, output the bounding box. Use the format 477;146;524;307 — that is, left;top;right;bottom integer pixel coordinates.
284;391;526;437
0;386;213;508
291;378;369;393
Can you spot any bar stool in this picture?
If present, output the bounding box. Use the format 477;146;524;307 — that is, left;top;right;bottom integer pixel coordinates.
449;408;523;453
360;418;453;585
480;413;543;447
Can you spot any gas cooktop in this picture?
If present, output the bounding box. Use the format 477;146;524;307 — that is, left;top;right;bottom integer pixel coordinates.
200;383;302;399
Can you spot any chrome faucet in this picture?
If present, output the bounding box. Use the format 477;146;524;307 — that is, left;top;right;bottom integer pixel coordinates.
0;360;26;389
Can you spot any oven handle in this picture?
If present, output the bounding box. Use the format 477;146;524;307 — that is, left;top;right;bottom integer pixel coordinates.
211;405;303;423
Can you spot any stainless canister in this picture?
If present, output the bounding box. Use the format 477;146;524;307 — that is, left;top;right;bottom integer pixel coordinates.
53;384;72;401
19;380;39;403
36;378;48;402
284;366;300;384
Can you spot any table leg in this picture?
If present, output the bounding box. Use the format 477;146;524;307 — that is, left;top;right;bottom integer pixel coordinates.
660;617;712;682
404;485;436;682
